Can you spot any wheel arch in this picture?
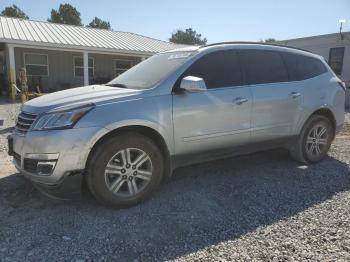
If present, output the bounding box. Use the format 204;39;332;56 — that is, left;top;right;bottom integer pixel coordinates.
309;108;336;130
298;107;336;137
85;125;173;178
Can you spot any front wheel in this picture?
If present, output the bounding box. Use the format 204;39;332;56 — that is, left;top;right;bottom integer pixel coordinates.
289;115;334;164
86;132;164;207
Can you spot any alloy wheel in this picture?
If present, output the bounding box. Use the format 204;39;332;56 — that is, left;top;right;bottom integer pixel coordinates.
104;148;153;197
305;122;329;160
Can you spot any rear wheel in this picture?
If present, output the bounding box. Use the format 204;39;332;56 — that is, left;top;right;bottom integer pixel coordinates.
87;132;164;207
289;115;334;163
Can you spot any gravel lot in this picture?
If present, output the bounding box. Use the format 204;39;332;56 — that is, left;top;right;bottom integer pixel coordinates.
0;99;349;261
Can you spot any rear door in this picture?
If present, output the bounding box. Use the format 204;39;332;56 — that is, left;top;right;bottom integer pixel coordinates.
239;49;302;142
172;50;252;155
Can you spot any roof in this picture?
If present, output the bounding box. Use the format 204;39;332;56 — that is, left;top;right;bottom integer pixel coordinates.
0;16;184;55
200;41;312;53
194;42;321;59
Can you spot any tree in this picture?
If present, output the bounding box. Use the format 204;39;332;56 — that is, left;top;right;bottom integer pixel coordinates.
48;4;82;26
87;17;111;30
264;38;276;43
169;28;207;45
1;5;29;19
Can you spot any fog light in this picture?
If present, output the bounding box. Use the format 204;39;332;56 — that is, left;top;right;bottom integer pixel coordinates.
37;161;56;175
24;153;59;175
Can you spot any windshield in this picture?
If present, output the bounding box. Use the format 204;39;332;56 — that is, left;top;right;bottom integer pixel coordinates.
106;51;195;89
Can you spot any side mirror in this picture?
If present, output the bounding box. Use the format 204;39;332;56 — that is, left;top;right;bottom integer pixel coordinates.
180;76;207;92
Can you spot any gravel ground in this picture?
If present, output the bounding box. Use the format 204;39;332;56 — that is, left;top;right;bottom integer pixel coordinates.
0;99;20;177
0;99;349;261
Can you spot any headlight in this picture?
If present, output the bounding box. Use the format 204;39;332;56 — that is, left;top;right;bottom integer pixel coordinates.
32;104;95;131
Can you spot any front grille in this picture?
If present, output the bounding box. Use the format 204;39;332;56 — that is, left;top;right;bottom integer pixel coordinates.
15;111;37;134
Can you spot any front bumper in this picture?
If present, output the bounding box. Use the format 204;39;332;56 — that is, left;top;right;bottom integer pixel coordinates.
8;126;108;187
29;172;84;200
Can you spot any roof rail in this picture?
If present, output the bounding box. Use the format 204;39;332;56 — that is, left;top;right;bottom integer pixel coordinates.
200;41;312;54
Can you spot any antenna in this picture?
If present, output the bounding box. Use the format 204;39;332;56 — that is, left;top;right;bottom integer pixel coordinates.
339;19;346;40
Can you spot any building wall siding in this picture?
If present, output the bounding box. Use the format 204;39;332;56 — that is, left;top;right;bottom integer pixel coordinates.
13;47;142;92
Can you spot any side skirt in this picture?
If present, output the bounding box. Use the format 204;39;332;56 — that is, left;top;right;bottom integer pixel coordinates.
172;136;296;169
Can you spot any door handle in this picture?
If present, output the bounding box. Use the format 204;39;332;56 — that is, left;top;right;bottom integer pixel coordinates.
233;97;248;105
289;92;301;98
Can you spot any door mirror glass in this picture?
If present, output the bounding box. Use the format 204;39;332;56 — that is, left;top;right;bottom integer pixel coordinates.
180;76;207;92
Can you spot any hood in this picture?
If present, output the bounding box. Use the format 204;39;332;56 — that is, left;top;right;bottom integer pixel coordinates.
22;85;142;114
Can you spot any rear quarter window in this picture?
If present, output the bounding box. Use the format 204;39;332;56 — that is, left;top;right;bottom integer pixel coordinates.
281;53;327;81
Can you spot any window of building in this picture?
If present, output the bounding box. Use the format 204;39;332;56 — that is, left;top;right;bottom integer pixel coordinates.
115;59;133;76
282;53;327;81
24;53;49;76
239;50;289;85
74;56;94;77
183;50;242;89
328;47;345;75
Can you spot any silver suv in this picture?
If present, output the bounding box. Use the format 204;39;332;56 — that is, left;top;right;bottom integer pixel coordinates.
8;43;345;207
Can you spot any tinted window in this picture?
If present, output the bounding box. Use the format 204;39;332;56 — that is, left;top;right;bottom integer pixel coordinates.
183;50;242;89
282;53;327;81
239;50;289;85
328;47;344;75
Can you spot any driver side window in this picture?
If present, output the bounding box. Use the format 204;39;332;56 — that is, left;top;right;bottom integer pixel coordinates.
182;50;242;89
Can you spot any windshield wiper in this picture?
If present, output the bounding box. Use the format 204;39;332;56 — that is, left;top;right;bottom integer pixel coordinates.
105;83;128;88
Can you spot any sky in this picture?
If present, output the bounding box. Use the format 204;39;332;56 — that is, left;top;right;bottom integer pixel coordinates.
0;0;349;43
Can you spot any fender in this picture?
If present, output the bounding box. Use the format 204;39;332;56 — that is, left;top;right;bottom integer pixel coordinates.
294;104;336;135
79;119;174;171
103;119;174;154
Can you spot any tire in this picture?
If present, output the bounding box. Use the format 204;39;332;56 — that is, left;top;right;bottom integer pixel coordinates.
86;132;164;207
289;115;334;164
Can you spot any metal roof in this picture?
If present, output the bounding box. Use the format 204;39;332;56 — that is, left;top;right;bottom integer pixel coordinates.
0;16;184;55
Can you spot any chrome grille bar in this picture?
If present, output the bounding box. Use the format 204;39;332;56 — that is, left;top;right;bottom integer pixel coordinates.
15;111;37;134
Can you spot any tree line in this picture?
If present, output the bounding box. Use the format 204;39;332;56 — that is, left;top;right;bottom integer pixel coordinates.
1;4;111;30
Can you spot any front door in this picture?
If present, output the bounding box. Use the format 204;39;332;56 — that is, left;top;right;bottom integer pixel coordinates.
172;50;252;155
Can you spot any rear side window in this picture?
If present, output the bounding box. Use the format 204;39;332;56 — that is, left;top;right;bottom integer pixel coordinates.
183;50;242;89
239;50;289;85
282;53;327;81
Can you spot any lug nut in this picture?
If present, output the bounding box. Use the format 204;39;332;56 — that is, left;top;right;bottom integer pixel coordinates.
121;169;126;173
126;164;131;168
133;171;137;176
